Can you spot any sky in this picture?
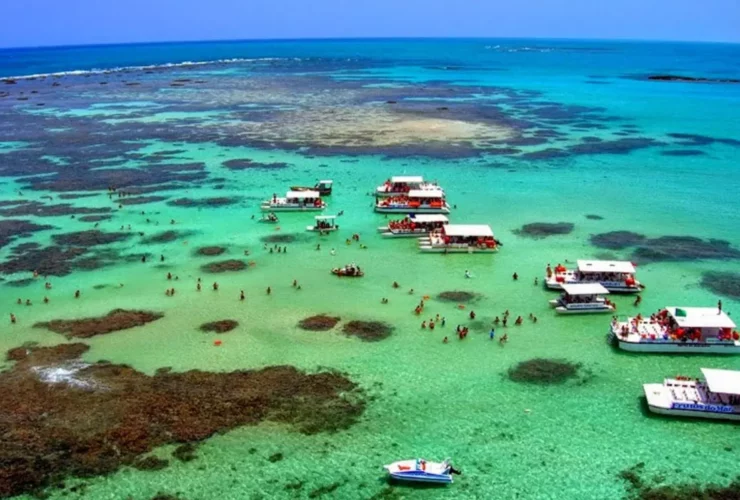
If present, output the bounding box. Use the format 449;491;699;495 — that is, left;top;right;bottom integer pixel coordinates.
1;0;739;48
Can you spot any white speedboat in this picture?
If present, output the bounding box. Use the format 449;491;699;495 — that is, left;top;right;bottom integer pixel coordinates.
259;213;279;223
376;176;443;197
260;191;326;212
644;368;740;421
609;306;740;354
384;458;458;484
418;224;499;253
375;189;450;214
306;215;339;232
549;283;614;314
545;260;642;293
291;179;333;196
377;214;448;238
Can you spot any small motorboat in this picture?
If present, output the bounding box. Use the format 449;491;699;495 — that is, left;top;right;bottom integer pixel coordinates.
259;213;279;223
384;458;459;484
331;265;364;277
291;180;333;196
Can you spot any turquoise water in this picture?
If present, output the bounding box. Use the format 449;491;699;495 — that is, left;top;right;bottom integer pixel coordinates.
1;39;740;499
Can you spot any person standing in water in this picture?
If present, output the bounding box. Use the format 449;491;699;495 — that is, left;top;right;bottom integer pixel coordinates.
489;327;495;340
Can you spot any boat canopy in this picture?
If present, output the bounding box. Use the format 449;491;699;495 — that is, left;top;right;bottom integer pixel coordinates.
318;180;333;185
443;224;494;238
577;260;635;274
315;215;336;220
410;214;449;223
701;368;740;396
561;283;609;296
408;189;444;198
666;307;736;329
391;176;423;184
286;190;320;198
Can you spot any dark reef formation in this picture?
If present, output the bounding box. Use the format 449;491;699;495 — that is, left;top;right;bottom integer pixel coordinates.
647;74;740;84
167;197;240;208
195;246;226;256
199;320;239;333
618;462;740;500
222;159;290;170
0;219;54;249
51;229;131;247
590;231;740;263
437;291;478;303
298;315;341;331
141;230;187;244
0;343;365;498
201;259;247;273
119;195;168;205
260;233;303;244
515;222;574;238
508;358;582;385
0;201;112;218
341;321;393;342
35;309;164;338
585;214;604;220
701;271;740;299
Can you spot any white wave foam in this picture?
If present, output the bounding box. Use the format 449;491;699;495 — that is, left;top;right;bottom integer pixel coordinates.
4;57;299;81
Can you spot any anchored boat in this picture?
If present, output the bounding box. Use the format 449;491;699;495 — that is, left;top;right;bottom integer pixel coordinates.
258;213;279;223
377;214;449;238
609;306;740;354
374;190;450;214
418;224;499;253
376;176;443;197
260;191;326;212
644;368;740;421
291;180;333;196
545;260;642;293
549;283;614;314
331;264;364;277
307;215;339;232
384;458;458;484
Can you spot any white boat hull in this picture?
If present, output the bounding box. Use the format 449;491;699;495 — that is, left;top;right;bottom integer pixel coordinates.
378;227;428;238
647;404;740;421
375;206;450;214
611;333;740;354
306;226;338;232
546;279;641;294
555;305;614;315
261;203;326;212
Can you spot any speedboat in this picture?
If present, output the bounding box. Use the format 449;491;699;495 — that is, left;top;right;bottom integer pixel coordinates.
291;180;333;196
384;458;458;484
331;265;364;277
259;213;279;223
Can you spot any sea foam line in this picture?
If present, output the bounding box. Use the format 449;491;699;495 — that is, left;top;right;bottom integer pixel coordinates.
3;57;300;81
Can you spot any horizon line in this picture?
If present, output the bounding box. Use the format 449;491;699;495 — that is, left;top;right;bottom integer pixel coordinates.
2;34;739;51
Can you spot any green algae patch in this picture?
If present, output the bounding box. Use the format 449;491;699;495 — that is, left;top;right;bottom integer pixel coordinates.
298;315;341;331
342;321;393;342
0;343;365;498
199;320;239;333
508;358;582;385
34;309;164;339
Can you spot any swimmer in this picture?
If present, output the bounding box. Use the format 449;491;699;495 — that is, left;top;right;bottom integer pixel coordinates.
465;270;471;279
316;244;321;251
269;248;274;254
443;336;448;343
441;317;446;326
494;316;500;325
16;298;21;305
213;282;219;291
381;298;388;304
10;313;16;324
534;277;538;286
283;246;287;253
244;250;250;256
25;299;31;306
74;290;80;299
634;295;642;306
266;287;271;295
293;279;297;287
43;296;49;304
421;321;427;329
330;248;336;256
240;290;245;301
165;289;171;297
141;255;146;263
170;219;175;225
512;272;518;281
429;321;435;330
392;281;399;289
170;288;175;295
408;288;414;295
499;333;509;345
160;254;165;262
489;328;495;340
197;283;201;292
515;316;523;325
533;316;538;323
167;272;172;280
502;317;508;327
469;310;476;320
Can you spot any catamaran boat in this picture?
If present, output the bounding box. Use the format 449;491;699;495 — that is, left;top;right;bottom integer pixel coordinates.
643;368;740;421
377;214;449;238
545;260;642;293
418;224;499;253
331;264;364;277
260;191;326;212
291;180;333;196
259;212;279;223
376;176;443;197
375;190;450;214
609;306;740;354
384;458;458;484
306;215;339;232
549;283;614;314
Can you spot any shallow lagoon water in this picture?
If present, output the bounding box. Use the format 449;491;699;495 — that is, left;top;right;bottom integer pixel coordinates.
1;39;740;499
